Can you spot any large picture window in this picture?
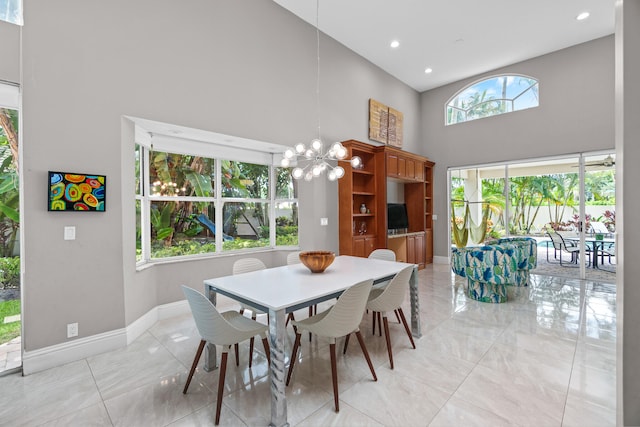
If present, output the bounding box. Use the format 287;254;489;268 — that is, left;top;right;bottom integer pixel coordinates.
135;144;298;264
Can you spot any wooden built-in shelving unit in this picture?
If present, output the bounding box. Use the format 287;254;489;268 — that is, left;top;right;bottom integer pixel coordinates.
338;140;435;268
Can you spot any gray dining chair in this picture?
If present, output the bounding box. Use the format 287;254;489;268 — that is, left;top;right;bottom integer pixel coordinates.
363;265;415;369
181;285;269;425
286;279;377;412
232;258;267;367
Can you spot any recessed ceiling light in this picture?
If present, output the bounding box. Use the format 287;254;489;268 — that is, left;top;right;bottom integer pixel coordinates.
576;11;590;21
390;40;400;48
424;68;433;74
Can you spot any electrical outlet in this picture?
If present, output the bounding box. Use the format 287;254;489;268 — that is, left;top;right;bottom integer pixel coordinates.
320;217;328;226
433;214;438;221
67;322;78;338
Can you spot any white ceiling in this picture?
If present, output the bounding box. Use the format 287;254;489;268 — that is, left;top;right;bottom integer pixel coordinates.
273;0;616;92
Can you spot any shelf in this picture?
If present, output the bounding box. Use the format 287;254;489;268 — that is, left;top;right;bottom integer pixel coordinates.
354;213;374;217
353;191;375;196
353;169;374;176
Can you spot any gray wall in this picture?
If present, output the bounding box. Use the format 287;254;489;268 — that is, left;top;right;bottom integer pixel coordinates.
420;36;615;259
618;1;640;425
0;20;20;83
19;0;420;349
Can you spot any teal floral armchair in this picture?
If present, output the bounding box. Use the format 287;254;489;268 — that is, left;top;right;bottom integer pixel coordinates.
451;237;537;303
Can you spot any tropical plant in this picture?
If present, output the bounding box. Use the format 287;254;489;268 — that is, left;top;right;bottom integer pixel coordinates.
0;108;19;257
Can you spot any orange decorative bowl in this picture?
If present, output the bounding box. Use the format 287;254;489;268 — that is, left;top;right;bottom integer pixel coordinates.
299;251;335;273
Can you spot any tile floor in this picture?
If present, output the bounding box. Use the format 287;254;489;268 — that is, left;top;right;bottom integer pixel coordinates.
0;264;616;426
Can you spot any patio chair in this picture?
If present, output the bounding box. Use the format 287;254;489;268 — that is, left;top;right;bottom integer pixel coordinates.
547;231;591;266
590;221;611;235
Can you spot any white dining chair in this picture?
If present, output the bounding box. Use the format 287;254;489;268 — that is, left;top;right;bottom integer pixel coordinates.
181;285;270;425
367;248;399;325
368;248;396;261
363;265;415;369
232;258;267;367
286;251;301;265
286;279;377;412
285;251;308;329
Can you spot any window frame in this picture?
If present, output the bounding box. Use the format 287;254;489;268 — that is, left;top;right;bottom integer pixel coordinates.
445;74;539;126
135;142;298;266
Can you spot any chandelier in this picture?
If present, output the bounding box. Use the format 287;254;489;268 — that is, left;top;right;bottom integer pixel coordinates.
280;0;361;181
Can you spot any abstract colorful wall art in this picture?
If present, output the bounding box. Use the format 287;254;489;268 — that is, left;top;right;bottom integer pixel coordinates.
48;171;106;211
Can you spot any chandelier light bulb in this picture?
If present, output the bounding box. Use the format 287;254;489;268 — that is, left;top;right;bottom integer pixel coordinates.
284;148;295;159
305;149;314;158
312;164;322;176
281;158;290;167
304;171;314;181
334;166;345;178
335;147;347;159
292;167;304;180
295;143;306;154
311;138;323;152
350;156;362;169
328;170;337;181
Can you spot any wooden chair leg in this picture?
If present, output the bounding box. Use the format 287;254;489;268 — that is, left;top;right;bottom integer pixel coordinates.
184;339;206;394
377;312;382;336
249;313;257;368
286;332;302;386
397;308;416;349
234;343;239;366
308;306;314;342
330;342;339;412
394;309;401;324
342;334;350;354
382;316;394;369
372;311;376;335
215;352;228;425
262;336;271;365
354;330;377;382
249;338;254;367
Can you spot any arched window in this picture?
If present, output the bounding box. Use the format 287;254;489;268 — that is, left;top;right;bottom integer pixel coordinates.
0;0;23;25
445;75;539;125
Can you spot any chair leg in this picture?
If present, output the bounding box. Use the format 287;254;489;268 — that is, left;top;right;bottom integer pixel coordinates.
372;311;376;335
354;330;377;382
394;309;401;324
183;339;206;394
397;308;416;349
308;306;314;342
234;343;239;366
342;334;350;354
382;316;394;369
377;312;382;336
330;342;339;412
249;338;254;368
262;336;271;365
249;313;256;368
286;332;302;386
215;352;228;425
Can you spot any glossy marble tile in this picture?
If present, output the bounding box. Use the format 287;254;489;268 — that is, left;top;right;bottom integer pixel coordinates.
0;265;618;427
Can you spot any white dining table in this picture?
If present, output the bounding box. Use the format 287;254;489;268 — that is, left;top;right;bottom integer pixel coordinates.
203;255;420;427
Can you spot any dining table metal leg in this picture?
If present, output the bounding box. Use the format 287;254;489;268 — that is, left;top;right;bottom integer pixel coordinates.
409;265;422;339
201;287;218;372
268;308;289;427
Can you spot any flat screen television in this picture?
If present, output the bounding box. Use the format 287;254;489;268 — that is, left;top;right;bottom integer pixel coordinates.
387;203;408;232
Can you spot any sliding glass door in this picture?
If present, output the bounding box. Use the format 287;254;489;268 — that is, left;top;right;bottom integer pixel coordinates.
448;152;616;281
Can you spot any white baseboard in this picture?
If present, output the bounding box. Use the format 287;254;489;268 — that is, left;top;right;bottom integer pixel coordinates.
433;255;450;264
22;299;190;375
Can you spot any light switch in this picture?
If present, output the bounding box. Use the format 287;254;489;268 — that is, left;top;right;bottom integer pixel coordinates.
433;215;438;221
320;217;328;226
64;226;76;240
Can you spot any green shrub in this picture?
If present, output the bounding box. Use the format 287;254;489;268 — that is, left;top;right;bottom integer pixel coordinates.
0;256;20;290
